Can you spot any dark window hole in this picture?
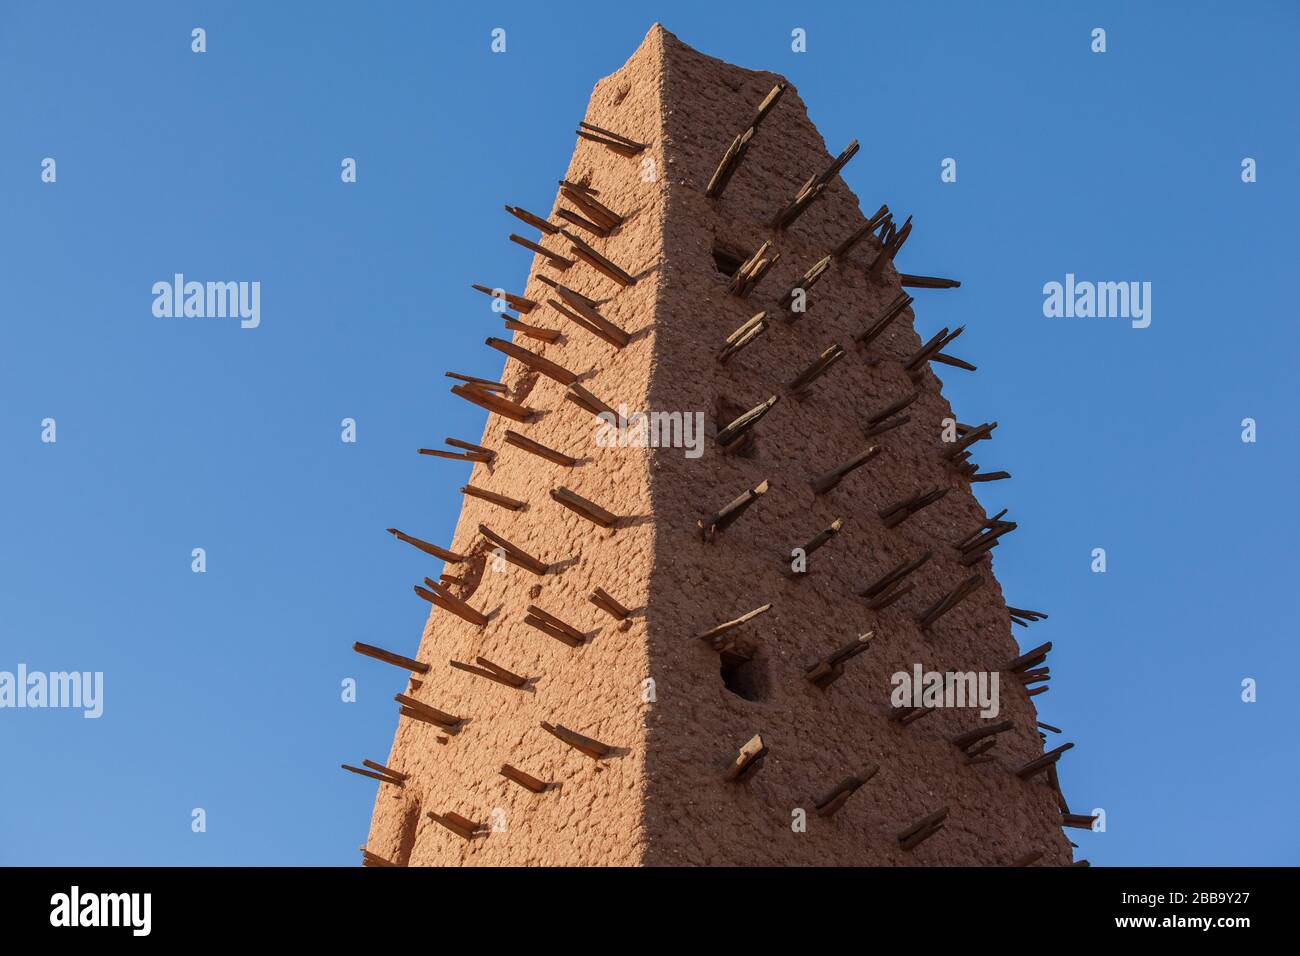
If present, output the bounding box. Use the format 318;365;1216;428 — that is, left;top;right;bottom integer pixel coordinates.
719;644;767;701
712;246;746;278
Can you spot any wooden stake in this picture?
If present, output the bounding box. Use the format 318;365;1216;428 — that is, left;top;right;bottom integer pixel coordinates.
417;446;484;463
414;578;489;627
546;297;620;349
865;390;921;427
541;721;614;759
868;215;913;279
525;604;587;647
790;517;845;569
954;509;1009;550
1004;641;1052;673
387;527;464;563
810;445;880;495
1009;850;1044;867
560;229;636;286
813;767;878;816
341;763;404;786
804;632;873;689
559;185;625;230
718;311;769;364
783;255;834;316
558;179;601;196
772;140;860;230
445;437;495;458
504;204;558;235
565;383;614;418
932;352;976;371
394;693;463;730
705;83;786;198
449;656;529;689
863;415;911;439
500;764;550;793
899;274;961;289
576;121;646;155
891;705;935;726
860;552;931;604
508;233;573;270
352;641;430;674
717;395;779;447
450;383;535;423
1015;743;1074;780
551;486;618;527
963;738;997;763
503;429;578;467
552;285;630;348
727;242;780;298
878;486;949;528
1007;606;1049;627
486;337;578;386
589;586;631;620
724;733;768;781
955;517;1018;562
695;604;771;649
525;615;583;647
555;206;608;238
445;371;508;393
950;719;1014;752
503;316;561;343
361;759;407;782
419;435;494;463
788;343;846;394
833;205;890;259
1062;813;1098;830
904;325;965;374
897;807;948;851
918;574;984;631
461;484;526;511
471;283;538;314
479;523;550;575
427;810;483;841
944;421;998;460
360;848;398;867
855;293;914;347
699;479;770;541
864;580;915;611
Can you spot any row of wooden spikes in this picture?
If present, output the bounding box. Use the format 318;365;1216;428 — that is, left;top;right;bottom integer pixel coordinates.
355;744;1069;853
724;205;896;310
724;732;1072;856
352;631;1074;854
445;364;617;427
719;98;863;228
471;266;959;364
695;599;1049;692
574;92;937;305
703;84;972;310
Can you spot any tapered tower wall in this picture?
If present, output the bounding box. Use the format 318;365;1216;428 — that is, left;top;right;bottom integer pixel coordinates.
365;25;1073;868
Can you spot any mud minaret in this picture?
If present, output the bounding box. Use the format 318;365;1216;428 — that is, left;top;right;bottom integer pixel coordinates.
355;25;1083;867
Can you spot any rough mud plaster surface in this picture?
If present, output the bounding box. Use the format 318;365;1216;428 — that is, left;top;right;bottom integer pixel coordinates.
368;25;1074;867
641;29;1072;867
366;28;668;867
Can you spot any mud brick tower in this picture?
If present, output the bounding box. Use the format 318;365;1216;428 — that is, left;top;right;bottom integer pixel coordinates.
355;25;1084;867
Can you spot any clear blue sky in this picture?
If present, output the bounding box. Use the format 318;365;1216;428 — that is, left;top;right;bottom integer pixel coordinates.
2;1;1296;866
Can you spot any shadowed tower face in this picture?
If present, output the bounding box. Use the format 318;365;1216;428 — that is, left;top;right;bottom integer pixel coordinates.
361;25;1077;867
